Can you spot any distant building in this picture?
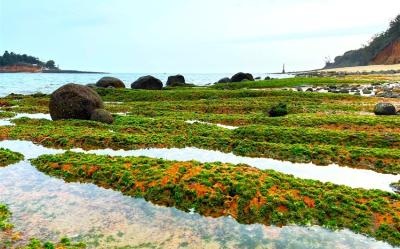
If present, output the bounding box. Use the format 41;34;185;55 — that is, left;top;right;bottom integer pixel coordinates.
282;64;286;74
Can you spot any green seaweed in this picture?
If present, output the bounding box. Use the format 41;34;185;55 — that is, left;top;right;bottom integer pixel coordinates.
31;152;400;246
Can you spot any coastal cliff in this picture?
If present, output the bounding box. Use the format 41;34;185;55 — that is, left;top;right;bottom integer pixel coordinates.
0;64;42;73
372;39;400;65
325;15;400;69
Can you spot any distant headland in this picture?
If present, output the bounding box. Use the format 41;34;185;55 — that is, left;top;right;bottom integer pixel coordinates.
324;14;400;69
0;51;106;74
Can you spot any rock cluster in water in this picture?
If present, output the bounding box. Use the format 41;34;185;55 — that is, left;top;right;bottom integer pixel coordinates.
49;83;114;123
295;82;400;98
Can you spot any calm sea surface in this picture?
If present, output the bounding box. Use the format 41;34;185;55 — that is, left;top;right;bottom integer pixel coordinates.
0;72;291;97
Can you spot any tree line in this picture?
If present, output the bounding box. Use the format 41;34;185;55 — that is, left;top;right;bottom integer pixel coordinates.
0;51;58;69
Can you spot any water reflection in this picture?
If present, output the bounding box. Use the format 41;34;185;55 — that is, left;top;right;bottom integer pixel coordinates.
0;161;395;249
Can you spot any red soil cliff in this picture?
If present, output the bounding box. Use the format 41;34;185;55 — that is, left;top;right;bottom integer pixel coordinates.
372;40;400;65
0;65;42;73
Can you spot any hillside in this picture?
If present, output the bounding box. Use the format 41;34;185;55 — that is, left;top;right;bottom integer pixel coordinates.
325;15;400;69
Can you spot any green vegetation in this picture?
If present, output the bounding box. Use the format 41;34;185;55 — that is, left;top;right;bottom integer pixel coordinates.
1;77;400;246
0;88;399;174
0;51;58;69
31;152;400;246
326;14;400;68
211;77;377;90
0;203;13;231
0;148;24;167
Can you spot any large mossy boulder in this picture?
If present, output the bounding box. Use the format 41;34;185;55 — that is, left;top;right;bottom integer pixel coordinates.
231;72;254;83
96;77;125;88
49;83;104;120
90;109;114;124
374;103;397;115
131;76;163;90
166;75;186;86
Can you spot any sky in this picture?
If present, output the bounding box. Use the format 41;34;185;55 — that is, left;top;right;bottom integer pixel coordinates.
0;0;399;73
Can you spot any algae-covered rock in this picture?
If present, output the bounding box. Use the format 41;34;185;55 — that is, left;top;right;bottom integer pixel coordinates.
166;75;186;87
96;77;125;88
90;109;114;124
268;103;288;117
231;72;254;82
49;83;104;120
131;76;163;90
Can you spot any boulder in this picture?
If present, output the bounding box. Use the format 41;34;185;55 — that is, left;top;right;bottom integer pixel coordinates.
96;77;125;88
131;76;163;90
217;77;231;84
268;103;288;117
166;75;186;86
90;109;114;124
374;103;397;115
231;72;254;83
49;83;104;120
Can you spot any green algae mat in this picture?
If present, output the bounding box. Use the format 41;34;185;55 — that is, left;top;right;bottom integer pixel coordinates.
31;152;400;246
0;148;23;167
1;82;400;247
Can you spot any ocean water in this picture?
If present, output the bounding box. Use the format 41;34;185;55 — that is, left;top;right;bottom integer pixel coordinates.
0;72;291;97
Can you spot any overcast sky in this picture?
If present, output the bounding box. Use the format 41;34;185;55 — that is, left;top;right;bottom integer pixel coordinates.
1;0;399;73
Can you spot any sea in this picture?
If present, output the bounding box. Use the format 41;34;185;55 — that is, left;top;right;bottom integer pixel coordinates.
0;72;292;97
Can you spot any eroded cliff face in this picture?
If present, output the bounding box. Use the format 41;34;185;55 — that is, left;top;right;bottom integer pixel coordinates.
371;40;400;65
0;65;42;73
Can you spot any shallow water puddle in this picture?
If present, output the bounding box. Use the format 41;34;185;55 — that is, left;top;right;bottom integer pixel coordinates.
0;112;51;126
0;151;396;248
186;120;239;130
0;140;398;192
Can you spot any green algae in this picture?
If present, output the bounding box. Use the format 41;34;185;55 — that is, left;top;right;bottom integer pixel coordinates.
31;152;400;246
0;147;24;167
2;115;400;174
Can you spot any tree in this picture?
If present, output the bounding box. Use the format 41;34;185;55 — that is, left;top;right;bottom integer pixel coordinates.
45;60;56;69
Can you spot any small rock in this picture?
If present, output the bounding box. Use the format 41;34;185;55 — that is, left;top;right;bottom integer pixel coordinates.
90;109;114;124
374;103;397;116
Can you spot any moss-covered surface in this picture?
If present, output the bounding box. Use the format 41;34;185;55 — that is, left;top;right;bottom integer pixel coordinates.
31;152;400;246
0;87;399;174
0;148;24;167
211;77;379;90
0;203;85;249
1;77;400;246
